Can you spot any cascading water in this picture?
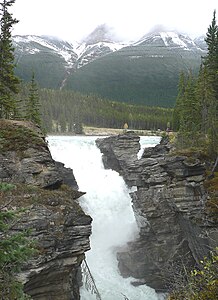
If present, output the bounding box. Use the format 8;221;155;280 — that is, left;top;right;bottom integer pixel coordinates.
47;135;163;300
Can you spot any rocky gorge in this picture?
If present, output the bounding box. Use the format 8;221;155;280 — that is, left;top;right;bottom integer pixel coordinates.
0;119;92;300
96;131;218;291
1;121;217;298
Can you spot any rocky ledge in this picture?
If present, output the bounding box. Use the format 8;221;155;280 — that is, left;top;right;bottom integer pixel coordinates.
96;131;218;291
0;119;92;299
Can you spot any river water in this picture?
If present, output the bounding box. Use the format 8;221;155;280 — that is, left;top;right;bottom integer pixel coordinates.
47;135;163;300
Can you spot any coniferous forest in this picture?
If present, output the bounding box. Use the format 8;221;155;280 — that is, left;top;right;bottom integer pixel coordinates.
173;10;218;158
16;85;173;133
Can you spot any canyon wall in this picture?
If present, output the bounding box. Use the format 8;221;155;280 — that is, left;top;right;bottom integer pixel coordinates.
96;131;218;291
0;120;91;300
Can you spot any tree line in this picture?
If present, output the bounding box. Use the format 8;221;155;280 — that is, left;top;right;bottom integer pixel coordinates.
0;0;41;126
173;10;218;158
16;85;173;133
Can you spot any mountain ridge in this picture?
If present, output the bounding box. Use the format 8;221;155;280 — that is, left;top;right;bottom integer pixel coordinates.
13;28;207;107
13;28;207;71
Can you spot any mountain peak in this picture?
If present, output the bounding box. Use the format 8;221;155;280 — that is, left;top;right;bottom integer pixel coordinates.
83;24;118;45
134;30;202;51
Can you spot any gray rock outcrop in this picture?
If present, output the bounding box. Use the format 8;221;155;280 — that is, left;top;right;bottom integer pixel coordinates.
0;119;91;299
96;131;218;291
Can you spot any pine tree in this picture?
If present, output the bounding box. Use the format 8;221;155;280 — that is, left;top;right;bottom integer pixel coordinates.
178;71;201;147
25;72;41;126
172;71;186;131
203;10;218;155
205;10;218;75
0;0;20;119
205;10;218;60
174;11;218;156
195;64;215;135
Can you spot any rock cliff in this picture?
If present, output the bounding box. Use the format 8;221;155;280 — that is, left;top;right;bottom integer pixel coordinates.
0;119;92;299
96;131;218;291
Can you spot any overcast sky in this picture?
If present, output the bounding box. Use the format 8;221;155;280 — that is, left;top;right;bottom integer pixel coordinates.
11;0;218;42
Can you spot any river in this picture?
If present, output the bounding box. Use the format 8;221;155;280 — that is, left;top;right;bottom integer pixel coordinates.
47;135;164;300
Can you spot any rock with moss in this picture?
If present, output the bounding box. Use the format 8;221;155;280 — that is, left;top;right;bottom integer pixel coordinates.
0;119;92;300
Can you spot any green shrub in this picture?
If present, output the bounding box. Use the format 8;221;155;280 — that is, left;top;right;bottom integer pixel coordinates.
0;183;34;299
168;249;218;300
0;182;16;192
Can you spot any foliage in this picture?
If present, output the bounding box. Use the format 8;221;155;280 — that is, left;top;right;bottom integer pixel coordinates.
173;10;218;157
0;183;34;299
14;48;68;89
0;119;44;154
0;0;20;119
24;72;42;126
168;249;218;300
17;84;173;133
0;182;15;191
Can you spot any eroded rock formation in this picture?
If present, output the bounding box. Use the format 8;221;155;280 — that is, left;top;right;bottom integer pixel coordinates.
0;119;91;299
96;131;218;291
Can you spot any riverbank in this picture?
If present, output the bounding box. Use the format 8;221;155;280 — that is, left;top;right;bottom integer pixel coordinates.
47;126;163;136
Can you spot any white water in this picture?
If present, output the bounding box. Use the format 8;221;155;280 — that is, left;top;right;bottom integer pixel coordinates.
47;135;162;300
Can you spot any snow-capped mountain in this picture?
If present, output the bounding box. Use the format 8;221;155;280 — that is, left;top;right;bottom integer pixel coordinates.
62;29;207;107
133;31;205;51
82;24;120;45
13;25;127;71
13;29;206;76
73;25;127;68
13;27;207;106
13;35;79;68
194;35;207;51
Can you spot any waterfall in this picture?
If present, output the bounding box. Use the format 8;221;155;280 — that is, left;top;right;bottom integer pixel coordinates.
47;135;163;300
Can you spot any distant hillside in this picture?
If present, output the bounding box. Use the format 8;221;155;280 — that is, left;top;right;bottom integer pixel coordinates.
64;32;205;107
13;28;207;108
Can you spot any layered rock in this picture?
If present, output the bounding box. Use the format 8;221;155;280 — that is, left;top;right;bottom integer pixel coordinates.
96;131;141;186
96;131;218;291
0;119;91;299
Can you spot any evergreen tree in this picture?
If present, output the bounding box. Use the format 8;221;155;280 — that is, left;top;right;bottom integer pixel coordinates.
205;11;217;46
173;71;186;131
25;72;41;126
0;0;20;119
174;11;218;156
178;71;201;147
195;64;215;135
203;10;218;155
205;10;218;73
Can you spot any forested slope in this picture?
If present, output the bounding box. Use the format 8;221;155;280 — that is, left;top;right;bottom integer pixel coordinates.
64;44;203;108
18;86;173;133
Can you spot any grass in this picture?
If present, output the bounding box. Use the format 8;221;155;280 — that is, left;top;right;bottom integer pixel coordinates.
0;183;84;215
0;119;45;154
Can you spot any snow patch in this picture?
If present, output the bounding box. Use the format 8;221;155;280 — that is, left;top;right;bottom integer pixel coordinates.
75;41;126;59
160;32;187;47
28;48;40;54
14;35;77;65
